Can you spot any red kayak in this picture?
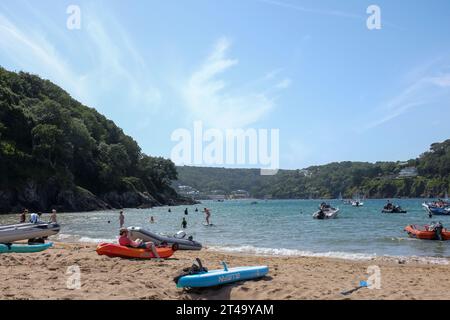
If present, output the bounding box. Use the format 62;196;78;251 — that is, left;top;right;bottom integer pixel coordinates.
96;243;176;259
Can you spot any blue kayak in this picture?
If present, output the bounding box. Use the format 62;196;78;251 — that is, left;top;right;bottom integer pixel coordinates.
0;242;53;253
177;263;269;288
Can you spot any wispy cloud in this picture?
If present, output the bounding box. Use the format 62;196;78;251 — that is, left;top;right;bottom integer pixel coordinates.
0;5;160;114
364;64;450;130
275;78;292;89
182;37;289;128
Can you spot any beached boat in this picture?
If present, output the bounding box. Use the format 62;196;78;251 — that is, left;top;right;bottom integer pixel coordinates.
0;223;60;243
127;226;202;250
404;223;450;241
96;243;176;259
422;202;450;216
0;242;53;253
175;260;269;288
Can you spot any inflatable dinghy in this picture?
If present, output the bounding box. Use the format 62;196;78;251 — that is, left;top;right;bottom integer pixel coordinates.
175;260;269;288
0;242;53;253
96;243;176;259
0;223;60;243
127;226;202;250
404;224;450;241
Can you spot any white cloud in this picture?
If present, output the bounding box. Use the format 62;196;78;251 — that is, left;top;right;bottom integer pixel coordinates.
183;37;289;128
364;68;450;130
275;78;292;89
0;7;161;114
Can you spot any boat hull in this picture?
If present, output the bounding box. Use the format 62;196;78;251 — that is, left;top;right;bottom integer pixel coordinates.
96;243;175;259
128;226;202;250
0;223;60;243
0;242;53;253
404;225;450;241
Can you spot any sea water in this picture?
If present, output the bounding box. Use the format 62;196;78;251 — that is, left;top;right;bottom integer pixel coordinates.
1;199;448;262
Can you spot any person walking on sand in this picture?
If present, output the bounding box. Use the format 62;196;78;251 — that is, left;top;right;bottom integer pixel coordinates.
203;207;211;225
50;209;57;223
181;217;187;229
19;209;28;223
119;210;125;228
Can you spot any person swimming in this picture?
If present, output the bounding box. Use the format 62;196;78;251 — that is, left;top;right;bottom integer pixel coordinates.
118;228;160;259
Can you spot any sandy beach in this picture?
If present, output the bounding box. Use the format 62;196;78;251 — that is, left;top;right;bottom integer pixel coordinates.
0;242;449;300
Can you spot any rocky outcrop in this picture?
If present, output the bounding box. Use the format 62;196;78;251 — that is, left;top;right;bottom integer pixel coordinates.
0;180;197;214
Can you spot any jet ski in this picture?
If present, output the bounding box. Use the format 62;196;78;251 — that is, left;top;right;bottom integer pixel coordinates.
127;226;202;250
0;222;60;243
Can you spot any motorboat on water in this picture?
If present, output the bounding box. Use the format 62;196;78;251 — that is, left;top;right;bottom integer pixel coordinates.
422;202;450;216
404;222;450;241
382;203;407;213
313;203;339;219
0;222;61;243
127;226;202;250
351;200;364;207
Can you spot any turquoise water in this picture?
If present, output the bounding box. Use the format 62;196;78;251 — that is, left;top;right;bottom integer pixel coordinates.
1;199;449;261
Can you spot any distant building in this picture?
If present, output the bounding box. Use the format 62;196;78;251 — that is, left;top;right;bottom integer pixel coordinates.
398;167;418;178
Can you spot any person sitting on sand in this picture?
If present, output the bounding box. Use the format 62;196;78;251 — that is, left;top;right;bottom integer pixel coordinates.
118;228;160;259
181;217;187;229
203;208;211;225
30;212;42;224
19;209;27;223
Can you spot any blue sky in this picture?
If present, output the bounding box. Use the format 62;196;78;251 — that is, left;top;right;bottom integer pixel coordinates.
0;0;449;169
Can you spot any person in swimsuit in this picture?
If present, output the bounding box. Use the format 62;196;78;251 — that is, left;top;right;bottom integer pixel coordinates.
203;208;211;225
118;228;160;259
19;209;27;223
50;209;57;223
119;211;125;228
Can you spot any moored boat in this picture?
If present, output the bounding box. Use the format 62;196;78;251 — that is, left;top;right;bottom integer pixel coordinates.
422;202;450;216
313;203;339;219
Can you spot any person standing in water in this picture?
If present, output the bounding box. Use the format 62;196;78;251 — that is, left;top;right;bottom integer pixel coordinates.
195;208;198;212
19;209;28;223
184;208;188;215
50;209;57;223
150;216;155;223
119;210;125;228
203;207;211;225
181;217;187;229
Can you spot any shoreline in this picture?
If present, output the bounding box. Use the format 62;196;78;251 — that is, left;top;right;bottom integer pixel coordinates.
1;242;450;300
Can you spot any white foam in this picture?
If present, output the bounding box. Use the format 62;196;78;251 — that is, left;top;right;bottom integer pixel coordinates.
207;245;450;264
78;236;116;244
207;245;376;261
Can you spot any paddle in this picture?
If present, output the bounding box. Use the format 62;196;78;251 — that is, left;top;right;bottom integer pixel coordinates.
341;280;368;296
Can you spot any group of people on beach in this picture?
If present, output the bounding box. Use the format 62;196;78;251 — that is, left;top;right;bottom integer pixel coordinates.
19;208;58;224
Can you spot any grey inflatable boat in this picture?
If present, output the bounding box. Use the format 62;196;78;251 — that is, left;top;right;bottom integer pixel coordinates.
127;226;202;250
0;223;61;243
